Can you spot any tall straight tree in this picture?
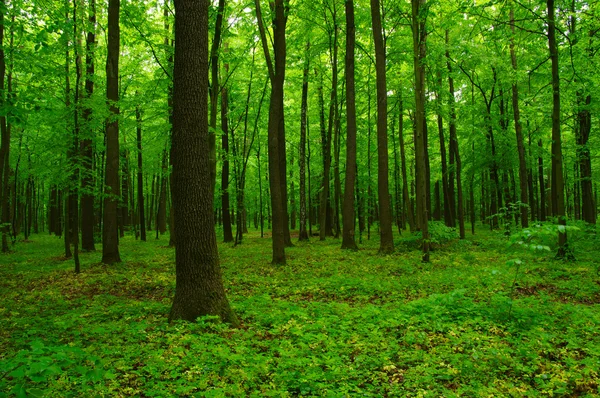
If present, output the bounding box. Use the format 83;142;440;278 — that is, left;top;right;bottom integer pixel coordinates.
0;0;9;253
209;0;225;193
509;6;529;228
169;0;237;325
136;101;146;241
341;0;358;250
370;0;394;254
547;0;568;258
298;42;310;242
221;53;233;243
412;0;430;262
80;0;96;251
255;0;288;264
102;0;121;264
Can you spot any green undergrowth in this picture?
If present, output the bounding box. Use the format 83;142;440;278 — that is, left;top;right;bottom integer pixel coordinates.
1;226;600;397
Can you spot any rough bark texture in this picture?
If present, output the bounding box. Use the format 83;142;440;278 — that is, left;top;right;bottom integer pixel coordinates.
169;0;237;325
412;0;429;262
370;0;394;254
341;0;358;250
102;0;121;264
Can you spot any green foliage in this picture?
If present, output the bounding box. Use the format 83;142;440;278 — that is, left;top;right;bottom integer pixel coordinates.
2;230;600;396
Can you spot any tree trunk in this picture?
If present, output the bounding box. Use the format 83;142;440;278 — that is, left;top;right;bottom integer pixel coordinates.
510;7;529;228
255;0;287;264
102;0;121;264
136;102;146;241
412;0;429;261
0;0;9;252
371;0;394;254
399;96;415;233
80;0;96;252
169;0;237;325
209;0;225;194
299;42;310;242
221;58;233;243
341;0;358;250
547;0;568;258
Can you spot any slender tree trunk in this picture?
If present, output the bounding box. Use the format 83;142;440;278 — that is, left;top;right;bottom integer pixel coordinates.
547;0;568;257
136;102;146;241
399;96;415;233
509;7;529;228
371;0;394;254
209;0;225;194
102;0;121;264
169;0;237;325
72;0;81;272
412;0;429;261
0;0;9;252
299;42;310;242
538;139;547;221
341;0;358;250
221;58;233;243
255;0;287;264
80;0;96;251
445;31;465;238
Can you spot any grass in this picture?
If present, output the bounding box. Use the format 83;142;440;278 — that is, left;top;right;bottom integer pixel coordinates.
1;223;600;397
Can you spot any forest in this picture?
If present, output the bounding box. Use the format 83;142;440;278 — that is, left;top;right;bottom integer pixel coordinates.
1;0;600;396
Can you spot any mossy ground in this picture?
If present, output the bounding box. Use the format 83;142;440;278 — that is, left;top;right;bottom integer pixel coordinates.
1;224;600;397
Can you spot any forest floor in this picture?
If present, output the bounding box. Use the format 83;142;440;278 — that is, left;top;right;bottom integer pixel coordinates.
1;223;600;397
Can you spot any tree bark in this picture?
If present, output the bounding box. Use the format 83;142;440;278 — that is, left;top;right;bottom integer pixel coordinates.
299;42;310;242
102;0;121;264
371;0;394;254
547;0;569;257
341;0;358;250
169;0;237;325
510;6;529;228
412;0;429;261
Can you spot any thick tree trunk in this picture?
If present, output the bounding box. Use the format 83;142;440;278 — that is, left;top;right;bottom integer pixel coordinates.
341;0;358;250
371;0;394;254
102;0;121;264
169;0;237;325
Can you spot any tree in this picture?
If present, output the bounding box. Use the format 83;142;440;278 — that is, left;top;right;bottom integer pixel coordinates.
341;0;358;251
169;0;237;325
255;0;289;264
547;0;568;258
370;0;394;254
298;42;310;242
0;0;9;253
412;0;429;262
102;0;121;264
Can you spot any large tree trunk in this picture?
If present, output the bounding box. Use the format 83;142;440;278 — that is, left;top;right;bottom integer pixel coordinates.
341;0;358;250
547;0;569;257
102;0;121;264
370;0;394;254
412;0;429;261
169;0;237;325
